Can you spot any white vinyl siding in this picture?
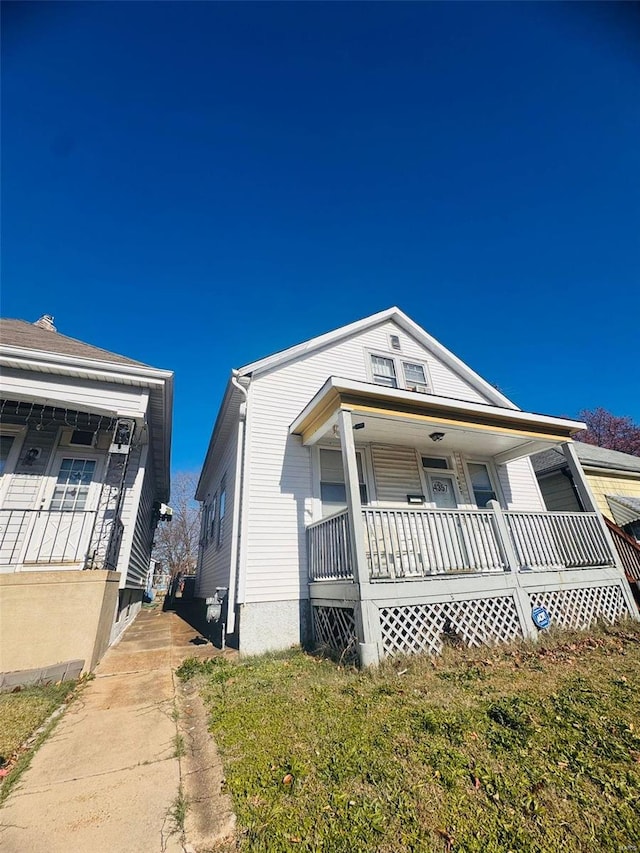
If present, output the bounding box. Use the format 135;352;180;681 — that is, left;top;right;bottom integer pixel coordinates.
496;458;546;511
371;445;423;505
0;367;149;419
196;408;239;599
126;453;157;588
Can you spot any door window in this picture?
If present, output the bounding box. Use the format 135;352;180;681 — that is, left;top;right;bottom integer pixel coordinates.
50;458;96;511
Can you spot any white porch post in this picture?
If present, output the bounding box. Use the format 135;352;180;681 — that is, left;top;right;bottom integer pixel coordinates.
337;408;379;665
561;441;639;618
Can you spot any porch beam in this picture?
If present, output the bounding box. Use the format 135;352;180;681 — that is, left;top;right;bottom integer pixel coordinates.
493;440;551;466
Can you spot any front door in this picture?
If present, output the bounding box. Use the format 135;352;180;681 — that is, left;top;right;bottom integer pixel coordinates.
23;453;102;568
427;473;458;509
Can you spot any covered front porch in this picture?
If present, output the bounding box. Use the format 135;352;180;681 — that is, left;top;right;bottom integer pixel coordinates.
290;378;638;664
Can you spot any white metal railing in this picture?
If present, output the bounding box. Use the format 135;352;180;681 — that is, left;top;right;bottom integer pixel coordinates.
363;508;506;578
504;511;616;571
0;508;97;567
307;510;353;581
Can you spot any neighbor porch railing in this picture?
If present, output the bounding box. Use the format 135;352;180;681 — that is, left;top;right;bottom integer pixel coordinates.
0;508;98;567
307;506;617;582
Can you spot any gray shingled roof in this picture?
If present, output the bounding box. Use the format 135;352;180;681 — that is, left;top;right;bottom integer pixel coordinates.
0;319;150;368
532;442;640;475
606;495;640;527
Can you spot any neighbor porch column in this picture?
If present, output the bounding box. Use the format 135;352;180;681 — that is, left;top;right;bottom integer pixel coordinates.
337;408;379;665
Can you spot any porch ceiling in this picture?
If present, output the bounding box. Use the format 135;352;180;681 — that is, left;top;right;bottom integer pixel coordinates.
289;377;585;462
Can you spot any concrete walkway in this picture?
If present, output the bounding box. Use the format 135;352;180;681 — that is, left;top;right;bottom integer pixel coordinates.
0;605;236;853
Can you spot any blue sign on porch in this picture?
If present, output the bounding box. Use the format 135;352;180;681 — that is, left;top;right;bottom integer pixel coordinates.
531;605;551;630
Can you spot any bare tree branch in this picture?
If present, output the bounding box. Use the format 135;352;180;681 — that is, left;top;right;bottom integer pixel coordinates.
152;471;200;577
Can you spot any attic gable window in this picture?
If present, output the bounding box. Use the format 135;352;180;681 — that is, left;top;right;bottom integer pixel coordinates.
402;362;428;392
369;352;430;393
371;355;398;388
389;334;401;351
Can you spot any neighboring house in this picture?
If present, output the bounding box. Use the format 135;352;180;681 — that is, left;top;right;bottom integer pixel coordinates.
196;307;637;665
532;443;640;539
532;443;640;597
0;315;173;679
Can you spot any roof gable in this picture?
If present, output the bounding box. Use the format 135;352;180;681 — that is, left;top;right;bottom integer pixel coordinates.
238;307;518;410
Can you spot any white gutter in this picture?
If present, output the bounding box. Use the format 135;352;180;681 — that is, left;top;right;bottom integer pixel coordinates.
226;370;249;636
0;345;173;383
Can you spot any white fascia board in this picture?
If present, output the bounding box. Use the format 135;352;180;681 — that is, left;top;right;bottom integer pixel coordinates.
236;307;398;376
235;306;518;410
0;346;173;387
289;376;586;436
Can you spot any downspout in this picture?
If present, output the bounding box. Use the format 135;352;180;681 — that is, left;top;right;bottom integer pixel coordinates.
226;370;248;635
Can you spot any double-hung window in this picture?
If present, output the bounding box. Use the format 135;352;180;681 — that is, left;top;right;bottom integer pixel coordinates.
371;355;398;388
319;449;367;515
402;362;428;392
467;462;497;508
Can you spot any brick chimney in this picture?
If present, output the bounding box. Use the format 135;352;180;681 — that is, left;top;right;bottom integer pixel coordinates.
33;314;57;332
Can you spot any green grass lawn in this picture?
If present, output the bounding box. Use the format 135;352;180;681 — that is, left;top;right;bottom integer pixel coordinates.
179;622;640;853
0;681;77;802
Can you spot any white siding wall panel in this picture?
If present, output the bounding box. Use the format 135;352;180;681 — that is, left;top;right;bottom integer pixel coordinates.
126;454;157;587
1;368;148;417
497;458;546;511
243;321;495;604
196;417;239;599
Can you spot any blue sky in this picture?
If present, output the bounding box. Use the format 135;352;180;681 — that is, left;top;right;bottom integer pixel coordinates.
2;2;639;474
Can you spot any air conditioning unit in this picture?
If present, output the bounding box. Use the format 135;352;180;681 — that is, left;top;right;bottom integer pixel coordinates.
407;383;429;394
109;419;135;454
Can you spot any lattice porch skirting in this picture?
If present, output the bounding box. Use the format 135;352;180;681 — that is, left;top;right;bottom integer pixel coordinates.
379;595;523;656
312;605;358;657
528;584;627;630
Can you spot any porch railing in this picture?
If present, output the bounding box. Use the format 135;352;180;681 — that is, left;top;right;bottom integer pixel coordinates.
603;516;640;582
307;506;618;582
363;508;505;579
307;509;353;581
0;509;97;567
504;511;615;571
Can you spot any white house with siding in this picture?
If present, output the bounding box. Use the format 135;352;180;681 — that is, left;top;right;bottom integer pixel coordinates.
196;308;637;664
0;315;173;680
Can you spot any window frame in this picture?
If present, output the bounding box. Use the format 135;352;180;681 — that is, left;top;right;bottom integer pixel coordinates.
216;480;226;549
0;425;27;502
315;445;372;518
366;349;432;394
462;458;503;509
